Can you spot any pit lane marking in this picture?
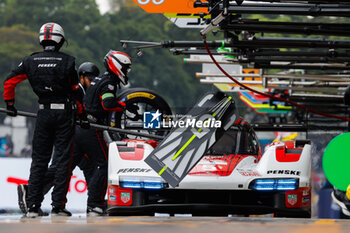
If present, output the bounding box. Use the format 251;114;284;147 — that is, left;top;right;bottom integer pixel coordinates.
315;219;336;224
292;219;340;233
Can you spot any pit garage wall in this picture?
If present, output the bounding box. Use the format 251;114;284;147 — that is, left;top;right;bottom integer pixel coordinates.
0;116;28;155
0;158;87;211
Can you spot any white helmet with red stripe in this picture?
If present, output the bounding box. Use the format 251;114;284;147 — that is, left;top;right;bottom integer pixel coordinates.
104;50;132;85
39;22;65;46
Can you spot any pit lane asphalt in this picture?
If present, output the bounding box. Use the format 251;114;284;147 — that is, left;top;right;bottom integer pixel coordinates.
0;215;349;233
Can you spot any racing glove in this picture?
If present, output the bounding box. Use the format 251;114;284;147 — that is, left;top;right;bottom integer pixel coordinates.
79;111;90;129
127;104;139;114
6;100;17;117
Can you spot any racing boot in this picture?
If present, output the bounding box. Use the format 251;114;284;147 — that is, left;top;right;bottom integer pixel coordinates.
86;206;106;217
332;188;350;216
17;184;28;213
51;207;72;217
25;205;44;218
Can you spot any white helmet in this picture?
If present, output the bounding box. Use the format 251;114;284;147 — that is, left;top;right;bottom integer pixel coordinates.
39;22;65;46
104;50;132;85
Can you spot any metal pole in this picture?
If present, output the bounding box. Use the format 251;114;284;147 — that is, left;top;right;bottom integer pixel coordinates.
0;108;164;140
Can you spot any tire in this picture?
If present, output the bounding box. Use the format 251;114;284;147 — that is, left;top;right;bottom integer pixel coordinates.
108;88;172;140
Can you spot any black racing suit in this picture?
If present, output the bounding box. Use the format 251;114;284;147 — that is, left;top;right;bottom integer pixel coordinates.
42;148;95;195
82;71;126;209
3;48;84;210
42;83;94;195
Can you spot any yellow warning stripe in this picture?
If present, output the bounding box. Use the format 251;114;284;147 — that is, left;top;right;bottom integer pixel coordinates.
315;219;336;224
158;165;168;175
172;134;197;161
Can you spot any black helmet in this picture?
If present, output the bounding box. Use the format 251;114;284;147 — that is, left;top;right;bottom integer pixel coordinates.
78;62;100;80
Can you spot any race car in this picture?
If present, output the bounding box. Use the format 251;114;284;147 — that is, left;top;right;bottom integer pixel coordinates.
107;122;312;217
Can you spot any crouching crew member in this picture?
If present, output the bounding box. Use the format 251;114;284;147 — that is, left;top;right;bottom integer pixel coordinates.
81;50;132;216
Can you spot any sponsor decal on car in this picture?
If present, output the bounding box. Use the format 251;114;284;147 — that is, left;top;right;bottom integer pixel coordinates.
109;187;115;194
117;168;152;174
109;195;116;201
267;170;301;176
302;190;310;196
302;197;310;204
237;169;261;177
238;171;261;176
285;188;310;208
287;194;298;206
121;192;131;204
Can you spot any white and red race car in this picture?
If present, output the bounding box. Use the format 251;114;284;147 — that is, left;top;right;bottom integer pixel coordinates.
107;123;312;217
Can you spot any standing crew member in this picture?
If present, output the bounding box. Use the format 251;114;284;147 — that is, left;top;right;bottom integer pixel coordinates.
71;62;102;188
82;50;132;215
3;22;88;217
17;62;100;215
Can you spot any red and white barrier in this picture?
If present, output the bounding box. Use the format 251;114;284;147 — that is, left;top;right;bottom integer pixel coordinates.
0;158;87;211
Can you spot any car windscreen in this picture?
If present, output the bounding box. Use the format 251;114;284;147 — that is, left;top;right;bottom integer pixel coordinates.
237;128;259;155
206;126;259;156
206;129;238;155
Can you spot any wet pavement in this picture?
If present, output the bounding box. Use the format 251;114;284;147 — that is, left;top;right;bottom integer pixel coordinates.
0;215;349;233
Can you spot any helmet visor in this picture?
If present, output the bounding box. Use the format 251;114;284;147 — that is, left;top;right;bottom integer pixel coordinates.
122;64;131;76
